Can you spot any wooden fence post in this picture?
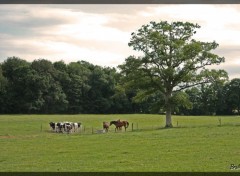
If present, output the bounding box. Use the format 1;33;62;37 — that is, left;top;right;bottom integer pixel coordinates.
218;118;222;126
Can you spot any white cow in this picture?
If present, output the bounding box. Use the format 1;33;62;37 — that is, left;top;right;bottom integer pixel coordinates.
72;122;81;132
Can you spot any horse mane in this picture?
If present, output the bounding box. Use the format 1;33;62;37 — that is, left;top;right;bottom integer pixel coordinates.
110;121;118;125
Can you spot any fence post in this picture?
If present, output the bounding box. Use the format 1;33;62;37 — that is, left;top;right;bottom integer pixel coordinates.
132;123;134;131
218;118;222;126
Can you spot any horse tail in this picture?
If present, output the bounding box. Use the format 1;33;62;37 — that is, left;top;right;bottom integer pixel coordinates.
126;121;129;128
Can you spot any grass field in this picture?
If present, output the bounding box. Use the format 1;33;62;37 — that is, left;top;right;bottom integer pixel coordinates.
0;114;240;172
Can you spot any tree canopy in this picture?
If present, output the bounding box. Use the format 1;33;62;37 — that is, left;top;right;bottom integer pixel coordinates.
0;56;238;116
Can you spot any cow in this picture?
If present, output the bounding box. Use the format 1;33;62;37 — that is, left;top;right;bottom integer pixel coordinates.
56;122;64;133
49;122;57;132
72;122;81;132
63;122;73;133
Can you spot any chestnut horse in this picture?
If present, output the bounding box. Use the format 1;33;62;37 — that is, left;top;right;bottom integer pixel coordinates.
103;122;109;132
110;119;129;132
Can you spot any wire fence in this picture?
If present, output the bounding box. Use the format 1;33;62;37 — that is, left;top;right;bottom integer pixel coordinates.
45;118;240;135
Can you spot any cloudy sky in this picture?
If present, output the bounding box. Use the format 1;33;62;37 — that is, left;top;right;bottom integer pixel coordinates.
0;4;239;79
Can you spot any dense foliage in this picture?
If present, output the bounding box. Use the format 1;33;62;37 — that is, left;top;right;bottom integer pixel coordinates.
0;57;145;114
0;56;239;115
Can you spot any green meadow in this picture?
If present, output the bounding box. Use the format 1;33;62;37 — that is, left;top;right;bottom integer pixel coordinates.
0;114;240;172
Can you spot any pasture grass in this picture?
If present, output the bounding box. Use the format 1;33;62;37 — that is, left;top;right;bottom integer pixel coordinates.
0;114;240;172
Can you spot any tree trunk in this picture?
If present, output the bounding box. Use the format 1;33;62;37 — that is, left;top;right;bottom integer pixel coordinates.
165;106;173;128
165;92;173;128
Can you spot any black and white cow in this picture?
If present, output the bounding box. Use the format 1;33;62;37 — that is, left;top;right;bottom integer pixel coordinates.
63;122;73;133
49;122;57;132
56;122;64;133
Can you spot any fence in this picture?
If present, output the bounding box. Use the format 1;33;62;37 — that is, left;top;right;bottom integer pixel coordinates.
45;118;240;135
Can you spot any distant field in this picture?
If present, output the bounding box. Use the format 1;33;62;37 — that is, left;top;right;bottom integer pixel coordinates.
0;114;240;172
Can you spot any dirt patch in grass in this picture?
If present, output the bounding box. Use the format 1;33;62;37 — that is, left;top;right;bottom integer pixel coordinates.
0;134;40;139
0;135;17;139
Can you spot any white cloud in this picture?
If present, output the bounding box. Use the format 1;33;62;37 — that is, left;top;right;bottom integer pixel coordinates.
0;4;240;79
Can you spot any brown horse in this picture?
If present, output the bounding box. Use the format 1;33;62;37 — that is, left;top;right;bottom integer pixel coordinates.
110;119;129;132
103;122;109;132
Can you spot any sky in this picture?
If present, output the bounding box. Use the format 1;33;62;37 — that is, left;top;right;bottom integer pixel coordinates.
0;4;239;79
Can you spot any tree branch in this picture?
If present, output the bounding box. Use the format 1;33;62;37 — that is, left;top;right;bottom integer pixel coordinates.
173;81;209;92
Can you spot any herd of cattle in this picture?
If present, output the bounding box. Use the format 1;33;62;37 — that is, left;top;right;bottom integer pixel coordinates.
49;122;81;133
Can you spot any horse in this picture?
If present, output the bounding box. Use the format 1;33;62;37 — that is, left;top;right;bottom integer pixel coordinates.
103;122;110;132
109;120;121;131
110;119;129;132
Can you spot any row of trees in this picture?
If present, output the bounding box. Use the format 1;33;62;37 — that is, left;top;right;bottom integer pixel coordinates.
174;78;240;116
0;57;149;114
0;56;239;115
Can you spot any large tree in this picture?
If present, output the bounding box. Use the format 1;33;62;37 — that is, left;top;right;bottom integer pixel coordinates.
119;21;225;127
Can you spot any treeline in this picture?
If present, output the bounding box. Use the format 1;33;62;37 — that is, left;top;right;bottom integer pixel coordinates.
0;57;145;114
0;57;239;115
178;79;240;115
